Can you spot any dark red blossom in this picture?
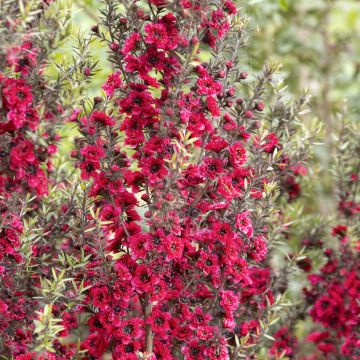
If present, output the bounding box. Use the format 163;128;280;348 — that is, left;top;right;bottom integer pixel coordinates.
270;326;298;357
89;110;115;127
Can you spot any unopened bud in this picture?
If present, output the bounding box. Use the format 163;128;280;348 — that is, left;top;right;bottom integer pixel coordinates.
239;72;248;80
94;96;102;104
226;61;234;69
244;110;253;119
109;42;119;51
217;70;226;78
91;24;99;34
255;101;265;111
141;194;150;202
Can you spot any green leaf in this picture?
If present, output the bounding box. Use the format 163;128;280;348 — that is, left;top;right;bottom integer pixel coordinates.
278;0;289;11
263;333;276;341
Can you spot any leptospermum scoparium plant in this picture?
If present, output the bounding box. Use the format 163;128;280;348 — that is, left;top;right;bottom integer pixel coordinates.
0;0;96;358
67;0;313;359
4;0;358;359
0;0;67;355
271;116;360;360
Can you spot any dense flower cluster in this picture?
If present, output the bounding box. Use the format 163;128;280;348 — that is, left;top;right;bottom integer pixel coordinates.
305;243;360;358
0;41;57;195
268;124;360;360
302;170;360;359
2;0;358;359
0;39;60;354
66;1;309;359
0;1;76;357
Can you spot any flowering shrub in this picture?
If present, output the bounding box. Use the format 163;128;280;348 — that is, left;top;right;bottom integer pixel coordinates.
267;116;360;360
0;0;358;360
0;2;61;355
0;0;94;357
67;0;313;359
301;119;359;359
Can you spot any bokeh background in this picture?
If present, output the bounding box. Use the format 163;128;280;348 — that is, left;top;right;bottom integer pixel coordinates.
244;0;360;215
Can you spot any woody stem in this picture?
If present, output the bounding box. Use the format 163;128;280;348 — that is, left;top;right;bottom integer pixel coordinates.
144;294;153;355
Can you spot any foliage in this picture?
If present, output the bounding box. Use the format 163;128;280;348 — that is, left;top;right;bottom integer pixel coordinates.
0;0;359;359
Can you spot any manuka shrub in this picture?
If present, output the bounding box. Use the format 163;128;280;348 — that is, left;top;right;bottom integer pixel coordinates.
0;0;95;357
66;0;313;359
274;116;360;360
3;0;358;360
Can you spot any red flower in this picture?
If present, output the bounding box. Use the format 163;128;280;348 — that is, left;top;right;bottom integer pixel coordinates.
220;290;239;313
147;308;171;337
90;286;112;310
89;110;115;126
2;78;32;109
224;1;237;14
141;156;168;182
250;235;267;262
255;133;279;153
206;95;221;116
197;76;223;96
80;160;101;179
80;144;105;162
0;300;8;313
228;141;247;167
10;140;37;170
81;333;108;357
121;32;141;54
205;135;229;152
196;251;219;276
6;41;37;75
201;157;223;179
236;211;253;238
131;264;158;293
181;340;206;360
116;318;144;344
164;234;184;261
102;71;122;96
129;233;150;259
270;326;298;357
196;325;215;340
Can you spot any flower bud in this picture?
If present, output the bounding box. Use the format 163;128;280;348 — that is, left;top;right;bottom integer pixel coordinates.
244;110;253;119
255;101;265;111
226;61;234;69
83;67;91;77
141;194;150;202
109;42;119;51
94;96;102;104
165;193;174;201
111;165;121;172
154;201;162;209
191;36;199;45
166;108;174;116
226;88;235;97
239;71;248;80
91;24;99;34
70;149;78;158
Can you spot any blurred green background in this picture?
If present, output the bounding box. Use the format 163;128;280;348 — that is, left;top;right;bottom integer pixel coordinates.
243;0;360;214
